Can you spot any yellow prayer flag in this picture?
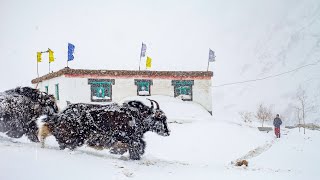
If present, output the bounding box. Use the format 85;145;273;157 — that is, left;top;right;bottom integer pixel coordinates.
146;56;152;68
37;52;42;62
48;49;54;63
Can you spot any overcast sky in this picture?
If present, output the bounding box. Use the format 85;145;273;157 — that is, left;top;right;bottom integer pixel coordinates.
1;0;320;121
0;0;294;88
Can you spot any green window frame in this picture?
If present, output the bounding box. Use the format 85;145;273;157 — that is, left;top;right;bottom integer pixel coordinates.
88;79;115;102
55;84;59;100
177;86;191;96
45;86;48;94
134;79;152;96
172;80;194;101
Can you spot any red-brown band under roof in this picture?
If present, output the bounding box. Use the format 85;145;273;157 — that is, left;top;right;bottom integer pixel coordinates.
31;67;213;84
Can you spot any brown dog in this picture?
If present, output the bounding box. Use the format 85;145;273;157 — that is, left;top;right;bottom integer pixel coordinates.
235;160;248;167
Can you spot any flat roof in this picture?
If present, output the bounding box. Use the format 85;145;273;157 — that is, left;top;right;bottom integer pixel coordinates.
31;67;213;84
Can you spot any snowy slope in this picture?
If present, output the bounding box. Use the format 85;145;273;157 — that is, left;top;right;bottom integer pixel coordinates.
212;0;320;124
251;129;320;177
1;98;319;180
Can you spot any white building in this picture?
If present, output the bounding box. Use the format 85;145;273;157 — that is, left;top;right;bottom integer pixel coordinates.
31;67;213;114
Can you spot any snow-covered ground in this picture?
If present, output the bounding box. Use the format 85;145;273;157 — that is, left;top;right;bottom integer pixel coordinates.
0;97;319;180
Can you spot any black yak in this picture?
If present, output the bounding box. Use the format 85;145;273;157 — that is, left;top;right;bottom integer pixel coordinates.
38;99;170;160
0;86;58;142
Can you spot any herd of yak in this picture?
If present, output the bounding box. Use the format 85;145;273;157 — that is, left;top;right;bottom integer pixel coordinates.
0;86;170;160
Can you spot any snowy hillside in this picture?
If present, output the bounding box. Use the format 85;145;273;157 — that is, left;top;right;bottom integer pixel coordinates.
1;98;319;180
212;0;320;124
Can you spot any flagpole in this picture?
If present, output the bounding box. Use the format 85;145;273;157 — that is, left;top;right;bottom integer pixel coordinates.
67;43;69;68
207;61;210;71
37;61;39;77
49;62;51;73
139;42;143;71
139;56;142;71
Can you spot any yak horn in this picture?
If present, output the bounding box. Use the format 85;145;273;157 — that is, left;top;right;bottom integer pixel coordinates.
146;98;154;109
150;99;160;109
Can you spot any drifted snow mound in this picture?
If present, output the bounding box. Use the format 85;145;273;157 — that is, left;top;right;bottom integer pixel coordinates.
120;95;212;123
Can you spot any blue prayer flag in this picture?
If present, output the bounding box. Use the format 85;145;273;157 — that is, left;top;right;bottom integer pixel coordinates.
68;43;75;61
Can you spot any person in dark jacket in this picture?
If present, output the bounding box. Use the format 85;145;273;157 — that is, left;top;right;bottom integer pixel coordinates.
273;114;282;138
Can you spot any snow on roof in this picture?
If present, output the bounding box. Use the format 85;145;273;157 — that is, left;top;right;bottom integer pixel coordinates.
31;67;213;84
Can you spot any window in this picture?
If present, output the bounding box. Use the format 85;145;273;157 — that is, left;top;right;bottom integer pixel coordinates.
45;86;48;94
134;79;152;96
88;79;115;102
172;80;194;101
55;84;59;100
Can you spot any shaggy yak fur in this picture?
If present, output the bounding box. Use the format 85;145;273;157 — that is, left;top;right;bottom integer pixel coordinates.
0;87;58;142
38;99;170;160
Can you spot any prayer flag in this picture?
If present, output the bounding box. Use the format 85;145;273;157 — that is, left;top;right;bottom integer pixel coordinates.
48;49;54;63
68;43;75;61
140;43;147;57
37;52;42;62
146;56;152;68
208;49;215;62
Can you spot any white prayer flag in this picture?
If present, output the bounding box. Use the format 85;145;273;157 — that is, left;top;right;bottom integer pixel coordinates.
209;49;216;62
140;43;147;57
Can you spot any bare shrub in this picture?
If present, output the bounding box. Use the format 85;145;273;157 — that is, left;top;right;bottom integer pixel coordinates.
255;103;273;127
239;111;253;123
293;87;316;134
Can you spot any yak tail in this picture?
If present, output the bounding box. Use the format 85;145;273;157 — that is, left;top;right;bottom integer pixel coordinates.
36;115;52;148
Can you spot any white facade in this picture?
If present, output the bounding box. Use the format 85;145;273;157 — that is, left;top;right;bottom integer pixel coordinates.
33;70;213;113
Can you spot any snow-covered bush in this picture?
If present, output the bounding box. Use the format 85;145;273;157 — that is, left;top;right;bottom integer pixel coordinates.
239;111;253;123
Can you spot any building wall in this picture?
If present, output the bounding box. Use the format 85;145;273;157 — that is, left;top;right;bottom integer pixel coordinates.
34;76;212;113
35;76;69;110
193;80;212;113
112;79;137;103
152;79;175;96
63;77;91;106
